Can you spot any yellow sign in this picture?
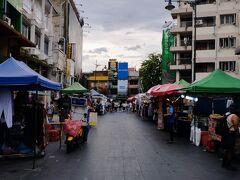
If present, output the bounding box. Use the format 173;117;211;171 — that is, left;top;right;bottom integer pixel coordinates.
89;112;97;126
89;76;108;81
67;44;72;59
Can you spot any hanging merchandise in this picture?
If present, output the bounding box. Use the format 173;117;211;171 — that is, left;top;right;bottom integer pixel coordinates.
0;88;13;128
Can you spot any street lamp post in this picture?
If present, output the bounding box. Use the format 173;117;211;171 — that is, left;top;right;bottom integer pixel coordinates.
165;0;198;82
165;0;198;143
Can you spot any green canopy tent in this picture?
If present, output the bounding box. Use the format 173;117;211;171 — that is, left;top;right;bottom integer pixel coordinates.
184;69;240;94
175;79;190;88
61;82;88;94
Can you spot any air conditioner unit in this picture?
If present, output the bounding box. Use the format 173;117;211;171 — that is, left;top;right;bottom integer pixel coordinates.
51;69;56;76
28;48;41;56
3;15;11;26
196;19;203;26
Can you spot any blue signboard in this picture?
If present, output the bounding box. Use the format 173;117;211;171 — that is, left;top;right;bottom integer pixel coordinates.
118;62;128;80
71;97;87;107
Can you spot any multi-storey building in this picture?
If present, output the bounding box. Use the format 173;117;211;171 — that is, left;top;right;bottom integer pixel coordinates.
128;68;139;96
170;0;240;82
0;0;84;87
87;70;109;95
108;59;118;98
0;0;35;62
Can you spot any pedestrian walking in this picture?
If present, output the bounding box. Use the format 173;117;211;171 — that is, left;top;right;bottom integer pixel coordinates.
221;104;240;171
47;101;54;120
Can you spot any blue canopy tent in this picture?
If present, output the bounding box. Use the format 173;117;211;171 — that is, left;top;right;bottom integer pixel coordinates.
0;57;62;168
90;89;101;96
0;57;62;90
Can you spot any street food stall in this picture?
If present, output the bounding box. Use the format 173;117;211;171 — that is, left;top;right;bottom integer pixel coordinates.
0;57;62;168
183;69;240;151
60;82;90;152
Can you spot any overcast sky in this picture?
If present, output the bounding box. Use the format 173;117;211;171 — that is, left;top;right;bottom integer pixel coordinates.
75;0;173;72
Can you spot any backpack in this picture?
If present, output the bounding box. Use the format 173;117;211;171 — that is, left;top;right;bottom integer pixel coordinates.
215;114;230;136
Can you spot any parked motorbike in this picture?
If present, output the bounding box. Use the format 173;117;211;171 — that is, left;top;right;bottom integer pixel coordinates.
63;119;84;153
65;127;84;153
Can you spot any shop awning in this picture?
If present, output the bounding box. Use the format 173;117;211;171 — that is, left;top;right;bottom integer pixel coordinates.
61;82;88;94
184;69;240;94
0;20;35;47
151;83;183;96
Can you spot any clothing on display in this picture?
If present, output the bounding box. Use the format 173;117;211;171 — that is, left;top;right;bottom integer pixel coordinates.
0;88;13;128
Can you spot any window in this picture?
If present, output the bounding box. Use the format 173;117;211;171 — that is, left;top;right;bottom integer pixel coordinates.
44;35;49;55
220;14;236;25
196;40;215;50
195;63;215;73
219;37;236;48
219;61;236;71
22;22;30;40
35;28;41;49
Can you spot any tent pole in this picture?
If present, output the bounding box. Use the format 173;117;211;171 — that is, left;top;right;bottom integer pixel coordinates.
59;93;62;149
33;86;38;169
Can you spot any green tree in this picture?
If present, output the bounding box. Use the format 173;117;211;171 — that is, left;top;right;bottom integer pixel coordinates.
139;53;162;92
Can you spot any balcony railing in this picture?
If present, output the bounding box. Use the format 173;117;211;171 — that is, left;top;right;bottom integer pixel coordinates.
198;0;216;5
180;21;192;28
178;58;192;65
180;39;192;46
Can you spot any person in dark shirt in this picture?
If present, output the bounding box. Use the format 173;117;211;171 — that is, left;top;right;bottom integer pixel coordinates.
166;101;175;143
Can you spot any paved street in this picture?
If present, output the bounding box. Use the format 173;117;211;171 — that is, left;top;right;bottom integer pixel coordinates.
0;112;240;180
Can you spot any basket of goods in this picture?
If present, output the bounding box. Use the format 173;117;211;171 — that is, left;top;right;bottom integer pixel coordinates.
63;119;82;137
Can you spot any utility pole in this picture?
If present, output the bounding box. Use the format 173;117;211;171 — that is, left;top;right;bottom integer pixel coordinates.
94;60;100;90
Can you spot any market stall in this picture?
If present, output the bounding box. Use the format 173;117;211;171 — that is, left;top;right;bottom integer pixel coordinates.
60;82;90;151
60;82;88;119
0;57;62;168
148;83;185;130
183;69;240;149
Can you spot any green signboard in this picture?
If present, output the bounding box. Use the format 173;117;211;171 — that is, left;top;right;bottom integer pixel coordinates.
161;28;175;84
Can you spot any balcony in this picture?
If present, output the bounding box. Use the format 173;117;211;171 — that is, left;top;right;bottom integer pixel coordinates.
171;7;193;19
196;27;215;40
196;50;215;58
53;49;65;70
171;21;193;34
170;64;191;71
170;40;192;52
179;58;191;65
196;50;216;63
197;3;217;16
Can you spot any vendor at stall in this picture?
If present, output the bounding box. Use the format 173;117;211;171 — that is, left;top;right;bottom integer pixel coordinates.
166;101;175;143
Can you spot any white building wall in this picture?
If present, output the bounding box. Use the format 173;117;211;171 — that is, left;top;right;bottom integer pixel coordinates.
171;0;240;82
69;4;83;78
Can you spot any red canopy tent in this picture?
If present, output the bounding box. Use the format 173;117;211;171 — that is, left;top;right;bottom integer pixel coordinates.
151;83;183;96
146;84;162;95
127;96;136;101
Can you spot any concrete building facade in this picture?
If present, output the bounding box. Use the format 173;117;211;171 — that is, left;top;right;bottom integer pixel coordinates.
170;0;240;82
0;0;84;87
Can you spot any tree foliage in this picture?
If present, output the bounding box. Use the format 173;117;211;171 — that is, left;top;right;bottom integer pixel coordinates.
139;53;162;92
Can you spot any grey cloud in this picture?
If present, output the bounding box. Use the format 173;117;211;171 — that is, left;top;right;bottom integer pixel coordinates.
81;0;172;32
117;54;125;58
88;47;108;54
125;45;142;51
125;32;133;35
